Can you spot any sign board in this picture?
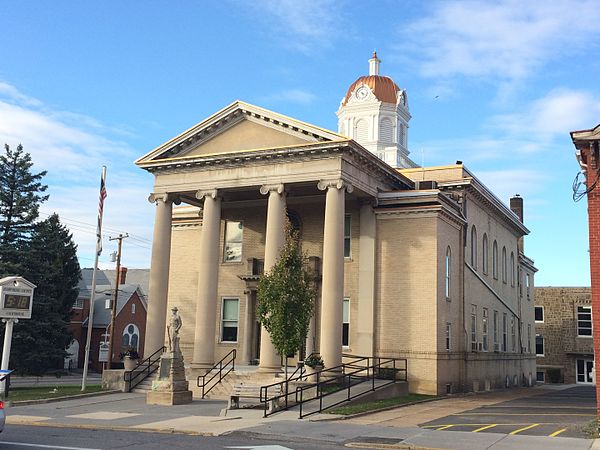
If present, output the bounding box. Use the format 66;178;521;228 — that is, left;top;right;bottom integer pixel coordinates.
98;342;109;362
0;369;13;381
0;276;35;319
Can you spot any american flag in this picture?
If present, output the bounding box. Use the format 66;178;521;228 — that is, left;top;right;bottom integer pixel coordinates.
96;167;107;255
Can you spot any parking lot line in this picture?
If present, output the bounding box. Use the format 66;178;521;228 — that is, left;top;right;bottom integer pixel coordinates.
510;423;539;435
453;412;595;417
472;424;497;432
549;428;567;437
437;425;454;430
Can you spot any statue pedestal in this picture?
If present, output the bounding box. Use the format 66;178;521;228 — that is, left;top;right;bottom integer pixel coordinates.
146;350;192;406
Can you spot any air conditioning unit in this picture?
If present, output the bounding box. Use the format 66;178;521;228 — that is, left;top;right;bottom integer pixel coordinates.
415;180;438;190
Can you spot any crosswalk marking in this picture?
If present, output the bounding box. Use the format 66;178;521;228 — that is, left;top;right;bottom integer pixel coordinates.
549;428;567;437
472;424;497;432
510;423;539;435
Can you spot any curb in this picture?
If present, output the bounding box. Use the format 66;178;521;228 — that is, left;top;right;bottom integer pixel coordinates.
315;396;443;421
8;390;122;407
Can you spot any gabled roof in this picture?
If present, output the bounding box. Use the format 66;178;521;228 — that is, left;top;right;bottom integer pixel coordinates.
135;100;347;165
82;284;145;328
0;276;36;289
571;123;600;143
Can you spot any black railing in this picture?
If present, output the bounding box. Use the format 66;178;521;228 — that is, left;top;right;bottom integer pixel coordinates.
124;346;165;392
259;363;307;417
197;349;236;398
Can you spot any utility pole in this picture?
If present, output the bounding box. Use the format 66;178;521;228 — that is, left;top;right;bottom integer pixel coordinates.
107;233;128;369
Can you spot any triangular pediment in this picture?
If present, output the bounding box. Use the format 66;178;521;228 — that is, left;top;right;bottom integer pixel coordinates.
136;101;346;164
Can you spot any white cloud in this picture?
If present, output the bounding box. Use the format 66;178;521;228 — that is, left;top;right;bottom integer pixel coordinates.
475;168;547;204
264;88;317;105
401;0;600;83
0;82;153;269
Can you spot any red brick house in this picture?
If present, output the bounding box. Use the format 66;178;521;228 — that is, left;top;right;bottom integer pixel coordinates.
571;124;600;419
66;268;148;373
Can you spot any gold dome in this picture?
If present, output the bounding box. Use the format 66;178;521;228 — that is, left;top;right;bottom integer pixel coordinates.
342;75;400;106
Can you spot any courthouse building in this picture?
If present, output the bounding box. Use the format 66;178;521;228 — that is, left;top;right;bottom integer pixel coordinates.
136;54;537;395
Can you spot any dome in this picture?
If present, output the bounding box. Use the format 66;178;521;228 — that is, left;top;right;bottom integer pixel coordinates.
341;75;400;106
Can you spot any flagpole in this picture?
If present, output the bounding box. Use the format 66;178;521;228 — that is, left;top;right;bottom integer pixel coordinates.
82;166;107;391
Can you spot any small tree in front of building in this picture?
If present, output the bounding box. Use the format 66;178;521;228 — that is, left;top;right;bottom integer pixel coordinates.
256;219;316;379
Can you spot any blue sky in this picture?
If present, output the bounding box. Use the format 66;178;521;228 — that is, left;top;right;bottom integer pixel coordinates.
1;0;599;286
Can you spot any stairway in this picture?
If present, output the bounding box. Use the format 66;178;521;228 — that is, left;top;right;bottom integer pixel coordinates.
128;363;160;393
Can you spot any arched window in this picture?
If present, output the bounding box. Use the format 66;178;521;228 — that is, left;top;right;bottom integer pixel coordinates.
380;118;394;143
492;240;498;279
354;119;369;142
470;226;477;269
445;246;451;300
502;247;507;283
482;233;489;274
510;252;515;286
122;323;140;351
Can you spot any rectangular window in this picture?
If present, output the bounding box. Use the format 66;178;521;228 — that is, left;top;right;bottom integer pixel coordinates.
536;371;545;382
482;308;488;352
510;316;516;352
527;324;531;353
221;298;239;342
534;306;544;322
223;221;243;263
344;215;351;258
526;274;531;300
535;334;544;356
502;313;507;352
73;297;84;309
342;298;350;346
131;303;136;314
445;323;451;351
471;305;477;351
577;306;592;337
493;310;499;351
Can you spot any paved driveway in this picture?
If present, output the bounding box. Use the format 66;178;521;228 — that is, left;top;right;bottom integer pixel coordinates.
420;385;596;438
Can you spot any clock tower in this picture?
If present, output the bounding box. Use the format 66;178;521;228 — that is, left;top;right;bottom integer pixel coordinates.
336;52;417;168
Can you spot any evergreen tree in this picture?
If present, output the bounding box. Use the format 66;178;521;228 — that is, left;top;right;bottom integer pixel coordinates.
10;214;80;375
0;144;48;276
256;219;316;378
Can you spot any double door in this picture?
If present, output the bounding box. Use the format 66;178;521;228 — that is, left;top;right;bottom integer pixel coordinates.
576;358;594;384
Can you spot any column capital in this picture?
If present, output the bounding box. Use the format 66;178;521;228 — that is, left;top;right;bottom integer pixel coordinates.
317;179;354;194
195;189;219;200
259;183;285;196
148;193;181;205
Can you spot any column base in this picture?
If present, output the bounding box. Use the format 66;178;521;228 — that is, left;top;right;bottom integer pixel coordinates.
146;390;193;406
257;364;282;374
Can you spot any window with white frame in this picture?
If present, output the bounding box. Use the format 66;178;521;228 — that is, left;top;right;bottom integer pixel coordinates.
510;252;515;286
493;241;498;279
121;323;140;351
502;247;507;283
502;313;507;352
344;215;352;258
131;303;136;314
537;371;545;382
482;308;488;352
493;310;499;351
526;273;531;300
534;306;544;322
342;298;350;346
510;316;516;352
471;305;477;351
470;226;477;269
577;306;592;337
527;324;532;353
445;323;451;351
221;298;239;342
536;334;544;356
73;297;84;309
482;233;489;274
445;246;451;300
223;221;243;263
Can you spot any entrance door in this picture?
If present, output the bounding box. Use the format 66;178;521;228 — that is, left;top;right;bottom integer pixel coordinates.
576;359;594;384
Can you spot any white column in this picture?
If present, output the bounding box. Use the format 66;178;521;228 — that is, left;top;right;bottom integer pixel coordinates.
258;183;286;372
144;193;175;357
242;289;254;365
317;179;352;370
0;318;17;395
192;189;222;370
356;201;376;357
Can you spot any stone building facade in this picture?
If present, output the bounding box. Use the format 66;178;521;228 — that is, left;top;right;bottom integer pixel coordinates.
534;287;593;384
136;55;537;395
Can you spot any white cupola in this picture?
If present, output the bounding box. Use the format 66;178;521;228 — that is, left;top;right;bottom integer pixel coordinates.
336;52;417;168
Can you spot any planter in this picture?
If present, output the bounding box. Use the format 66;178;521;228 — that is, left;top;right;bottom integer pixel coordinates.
305;365;324;382
123;356;138;371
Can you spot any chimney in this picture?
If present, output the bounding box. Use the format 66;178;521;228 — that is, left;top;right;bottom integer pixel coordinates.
119;266;128;285
510;195;524;252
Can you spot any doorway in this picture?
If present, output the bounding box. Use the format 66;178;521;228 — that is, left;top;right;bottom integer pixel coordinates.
576;358;594;384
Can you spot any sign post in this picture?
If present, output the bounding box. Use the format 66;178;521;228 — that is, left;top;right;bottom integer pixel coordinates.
0;276;36;397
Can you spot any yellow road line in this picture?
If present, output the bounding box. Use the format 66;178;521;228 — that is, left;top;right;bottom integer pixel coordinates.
549;428;567;437
437;425;454;430
473;424;497;433
510;424;539;435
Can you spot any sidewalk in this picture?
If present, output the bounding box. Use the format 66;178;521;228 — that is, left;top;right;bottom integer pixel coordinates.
4;389;598;450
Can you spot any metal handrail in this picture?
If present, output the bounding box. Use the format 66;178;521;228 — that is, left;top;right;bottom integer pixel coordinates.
259;363;307;417
124;346;165;391
197;349;236;398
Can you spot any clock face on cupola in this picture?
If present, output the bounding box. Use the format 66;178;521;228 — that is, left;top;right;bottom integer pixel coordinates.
336;52;416;169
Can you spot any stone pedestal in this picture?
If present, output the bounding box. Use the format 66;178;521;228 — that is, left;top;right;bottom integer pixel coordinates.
146;350;192;405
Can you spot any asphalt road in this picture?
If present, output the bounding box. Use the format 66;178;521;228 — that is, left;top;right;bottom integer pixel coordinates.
420;385;597;438
0;424;348;450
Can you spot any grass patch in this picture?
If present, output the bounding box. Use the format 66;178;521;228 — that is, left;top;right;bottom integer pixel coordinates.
580;419;599;439
5;384;104;402
326;393;436;415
